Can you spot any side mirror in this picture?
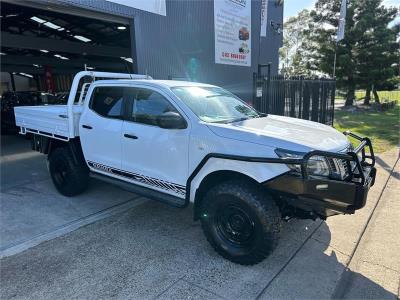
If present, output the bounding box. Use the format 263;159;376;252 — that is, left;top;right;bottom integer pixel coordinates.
157;111;187;129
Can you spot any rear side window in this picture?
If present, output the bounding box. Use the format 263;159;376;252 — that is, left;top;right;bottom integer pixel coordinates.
90;87;124;119
129;88;179;126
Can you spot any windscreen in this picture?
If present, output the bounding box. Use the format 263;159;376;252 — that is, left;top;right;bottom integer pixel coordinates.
171;86;259;123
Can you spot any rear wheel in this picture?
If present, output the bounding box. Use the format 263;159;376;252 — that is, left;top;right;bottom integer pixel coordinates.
48;147;89;197
200;180;281;265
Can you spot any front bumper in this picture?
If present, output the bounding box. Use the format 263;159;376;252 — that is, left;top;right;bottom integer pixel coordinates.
264;131;376;218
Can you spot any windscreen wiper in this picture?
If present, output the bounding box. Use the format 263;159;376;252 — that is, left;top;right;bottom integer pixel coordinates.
206;93;231;98
226;117;251;123
227;114;266;123
253;113;267;118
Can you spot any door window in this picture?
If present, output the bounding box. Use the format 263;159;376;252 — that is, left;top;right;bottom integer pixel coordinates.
90;87;124;119
128;88;179;126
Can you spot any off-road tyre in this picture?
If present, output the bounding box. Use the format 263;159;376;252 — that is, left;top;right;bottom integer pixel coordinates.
200;180;281;265
48;147;89;197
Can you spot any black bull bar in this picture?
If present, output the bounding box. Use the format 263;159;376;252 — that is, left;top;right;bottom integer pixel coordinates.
263;131;376;217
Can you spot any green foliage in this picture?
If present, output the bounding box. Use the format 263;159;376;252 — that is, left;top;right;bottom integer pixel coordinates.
354;90;400;102
334;104;400;153
282;0;399;106
354;0;399;103
280;9;315;76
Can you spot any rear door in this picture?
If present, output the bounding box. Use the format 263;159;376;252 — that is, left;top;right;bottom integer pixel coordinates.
121;86;190;197
79;85;125;170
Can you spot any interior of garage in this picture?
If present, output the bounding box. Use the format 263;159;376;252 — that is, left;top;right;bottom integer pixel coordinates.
1;1;133;95
0;1;137;133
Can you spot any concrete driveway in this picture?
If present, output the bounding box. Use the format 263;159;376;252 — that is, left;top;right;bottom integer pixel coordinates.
0;135;144;256
1;135;399;299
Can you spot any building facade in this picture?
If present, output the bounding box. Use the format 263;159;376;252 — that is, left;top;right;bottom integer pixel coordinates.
2;0;283;101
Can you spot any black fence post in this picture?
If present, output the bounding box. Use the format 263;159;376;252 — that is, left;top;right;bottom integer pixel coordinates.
252;72;258;110
330;80;336;126
256;63;271;114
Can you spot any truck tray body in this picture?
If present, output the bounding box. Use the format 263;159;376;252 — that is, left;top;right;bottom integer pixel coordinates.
13;71;150;141
15;105;83;140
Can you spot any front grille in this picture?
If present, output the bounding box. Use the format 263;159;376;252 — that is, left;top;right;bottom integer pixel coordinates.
340;144;356;178
327;158;337;172
340;159;351;178
327;151;353;180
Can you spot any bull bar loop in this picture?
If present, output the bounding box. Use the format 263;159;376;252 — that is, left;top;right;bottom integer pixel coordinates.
297;131;375;185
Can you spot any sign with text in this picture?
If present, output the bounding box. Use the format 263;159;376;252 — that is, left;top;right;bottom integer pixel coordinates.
260;0;267;37
214;0;252;67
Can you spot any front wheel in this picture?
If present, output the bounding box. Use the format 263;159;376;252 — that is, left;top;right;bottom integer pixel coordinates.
200;180;281;265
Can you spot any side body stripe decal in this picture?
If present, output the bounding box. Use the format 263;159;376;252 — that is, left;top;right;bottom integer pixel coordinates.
87;161;186;196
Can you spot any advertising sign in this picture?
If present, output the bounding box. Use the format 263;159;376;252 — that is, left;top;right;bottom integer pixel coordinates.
106;0;166;16
214;0;252;67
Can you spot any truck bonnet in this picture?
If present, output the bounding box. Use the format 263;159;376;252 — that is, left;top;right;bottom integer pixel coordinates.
206;114;350;152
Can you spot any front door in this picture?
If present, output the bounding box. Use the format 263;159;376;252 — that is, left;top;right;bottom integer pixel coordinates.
79;86;124;170
121;86;190;198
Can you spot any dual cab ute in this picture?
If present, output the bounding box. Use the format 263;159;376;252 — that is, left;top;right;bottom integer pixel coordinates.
14;71;376;265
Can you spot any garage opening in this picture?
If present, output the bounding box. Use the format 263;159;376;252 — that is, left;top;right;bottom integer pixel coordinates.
1;2;134;95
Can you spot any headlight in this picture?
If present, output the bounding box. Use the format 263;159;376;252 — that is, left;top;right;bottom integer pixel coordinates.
274;148;304;173
307;156;330;177
275;148;344;179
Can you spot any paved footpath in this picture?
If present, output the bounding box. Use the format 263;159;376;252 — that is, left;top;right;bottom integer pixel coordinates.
0;148;399;299
335;154;400;299
258;149;399;299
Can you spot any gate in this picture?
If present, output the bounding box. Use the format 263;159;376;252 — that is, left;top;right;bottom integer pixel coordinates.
253;65;336;125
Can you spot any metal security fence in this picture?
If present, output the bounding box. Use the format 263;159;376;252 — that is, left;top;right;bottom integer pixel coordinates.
253;67;336;125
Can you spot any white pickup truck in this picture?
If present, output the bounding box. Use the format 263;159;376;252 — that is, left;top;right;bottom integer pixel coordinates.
15;71;376;265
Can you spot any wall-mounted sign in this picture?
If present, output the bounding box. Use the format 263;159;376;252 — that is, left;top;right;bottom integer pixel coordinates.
260;0;268;37
256;87;263;97
105;0;166;16
214;0;252;67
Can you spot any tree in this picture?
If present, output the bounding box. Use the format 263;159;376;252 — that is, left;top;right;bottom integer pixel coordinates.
353;0;399;104
308;0;358;106
307;0;399;106
279;10;316;76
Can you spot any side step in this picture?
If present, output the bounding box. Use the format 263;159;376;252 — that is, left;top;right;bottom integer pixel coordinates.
90;172;187;208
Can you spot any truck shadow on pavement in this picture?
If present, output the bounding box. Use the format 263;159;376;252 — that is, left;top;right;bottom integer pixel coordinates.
0;199;397;299
332;265;398;300
375;154;400;179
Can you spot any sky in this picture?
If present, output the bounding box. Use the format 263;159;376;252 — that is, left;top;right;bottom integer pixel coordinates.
284;0;400;21
284;0;315;20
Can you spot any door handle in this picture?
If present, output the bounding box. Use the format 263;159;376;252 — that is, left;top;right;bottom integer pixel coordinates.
124;133;138;139
82;124;93;129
